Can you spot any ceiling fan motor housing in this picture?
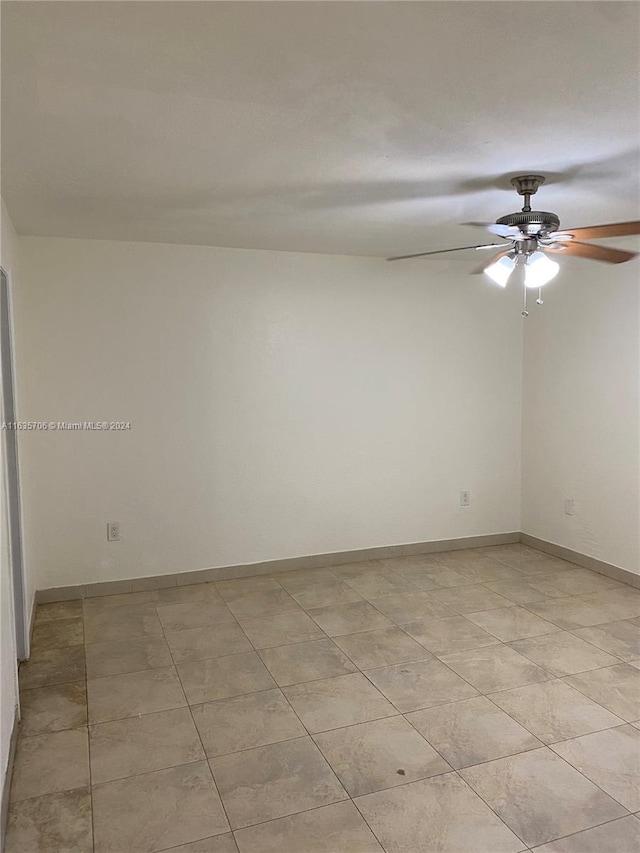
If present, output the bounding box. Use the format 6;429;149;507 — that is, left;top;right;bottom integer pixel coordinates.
496;210;561;235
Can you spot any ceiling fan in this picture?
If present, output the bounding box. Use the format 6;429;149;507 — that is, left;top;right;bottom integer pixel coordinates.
386;175;640;315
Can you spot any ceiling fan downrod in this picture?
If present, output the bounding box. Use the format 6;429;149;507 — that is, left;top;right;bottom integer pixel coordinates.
510;174;546;213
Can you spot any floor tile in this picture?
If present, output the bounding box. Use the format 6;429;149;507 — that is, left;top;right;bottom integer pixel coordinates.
546;568;623;595
365;657;477;712
333;626;429;669
156;600;235;631
291;580;363;609
87;666;186;723
89;707;205;783
233;800;382;853
191;688;306;756
210;737;347;829
380;554;443;572
307;600;393;636
226;589;301;620
83;591;158;613
84;605;162;645
457;561;527;584
467;606;559;642
483;544;537;561
155;582;224;605
85;634;173;679
19;681;86;736
526;591;639;630
314;715;450;796
440;644;550;692
529;815;640;853
489;679;624;743
93;761;229;852
434;551;499;571
523;555;577;573
429;585;513;614
275;568;338;593
551;725;640;811
460;747;627;848
563;663;640;721
10;729;89;802
165;622;252;664
5;788;92;853
35;600;83;622
485;577;567;605
19;646;86;690
342;570;418;599
161;836;239;853
496;553;571;575
386;564;472;590
238;611;325;649
573;618;640;661
404;615;500;656
283;672;395;732
258;638;356;686
215;575;282;602
354;772;524;853
571;589;640;623
177;651;275;704
367;591;453;625
509;631;619;676
31;617;84;652
407;695;542;769
331;560;384;581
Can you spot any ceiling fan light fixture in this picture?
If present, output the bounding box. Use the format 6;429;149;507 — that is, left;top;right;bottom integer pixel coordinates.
484;254;516;287
524;251;559;288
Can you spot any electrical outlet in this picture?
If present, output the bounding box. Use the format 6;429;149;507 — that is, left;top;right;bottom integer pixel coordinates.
107;521;121;541
564;499;575;517
460;490;471;507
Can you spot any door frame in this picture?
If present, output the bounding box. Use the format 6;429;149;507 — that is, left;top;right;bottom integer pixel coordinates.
1;266;28;660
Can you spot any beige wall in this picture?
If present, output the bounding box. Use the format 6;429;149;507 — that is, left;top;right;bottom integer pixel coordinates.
15;236;523;590
522;258;640;574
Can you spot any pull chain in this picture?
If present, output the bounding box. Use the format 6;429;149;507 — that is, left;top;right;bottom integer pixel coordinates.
536;287;544;305
521;277;528;317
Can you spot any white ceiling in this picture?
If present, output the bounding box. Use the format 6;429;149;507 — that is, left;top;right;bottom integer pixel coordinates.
2;1;639;257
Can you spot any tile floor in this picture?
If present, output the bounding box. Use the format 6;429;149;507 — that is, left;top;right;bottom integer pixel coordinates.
6;544;640;853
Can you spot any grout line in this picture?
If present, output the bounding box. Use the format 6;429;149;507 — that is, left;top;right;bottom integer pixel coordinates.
85;638;96;853
518;814;640;851
155;602;236;839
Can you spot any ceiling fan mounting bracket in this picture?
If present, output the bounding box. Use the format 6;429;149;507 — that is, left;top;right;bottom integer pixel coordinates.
510;175;546;196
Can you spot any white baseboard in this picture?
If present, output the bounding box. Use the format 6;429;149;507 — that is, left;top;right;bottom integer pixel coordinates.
36;531;521;603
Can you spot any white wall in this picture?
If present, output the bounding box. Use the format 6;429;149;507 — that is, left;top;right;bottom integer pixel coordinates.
15;237;523;590
0;200;22;811
522;259;640;574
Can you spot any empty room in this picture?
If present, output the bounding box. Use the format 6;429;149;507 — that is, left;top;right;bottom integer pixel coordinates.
1;2;639;852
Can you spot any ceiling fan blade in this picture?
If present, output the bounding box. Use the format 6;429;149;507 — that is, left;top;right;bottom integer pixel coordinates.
470;249;511;275
541;232;575;243
554;221;640;240
462;221;520;238
488;224;521;238
545;241;638;264
385;244;502;262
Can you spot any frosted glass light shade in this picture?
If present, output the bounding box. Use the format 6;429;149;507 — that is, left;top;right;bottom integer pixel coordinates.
484;255;516;287
525;252;559;288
